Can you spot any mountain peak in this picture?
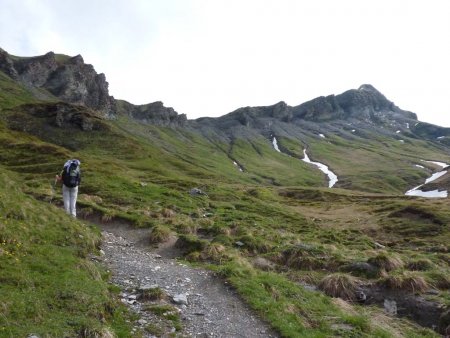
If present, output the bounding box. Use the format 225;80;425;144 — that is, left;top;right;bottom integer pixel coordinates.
358;84;380;93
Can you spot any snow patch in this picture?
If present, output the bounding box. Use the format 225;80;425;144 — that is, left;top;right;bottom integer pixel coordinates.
423;160;449;169
406;123;410;129
272;137;281;152
351;130;356;133
414;164;425;169
405;159;449;198
233;161;243;172
399;140;404;143
437;136;445;139
396;130;401;134
425;170;447;184
406;189;448;198
319;134;326;138
302;150;338;188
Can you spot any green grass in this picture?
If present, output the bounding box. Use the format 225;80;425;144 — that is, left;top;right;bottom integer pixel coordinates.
0;169;132;337
0;72;40;109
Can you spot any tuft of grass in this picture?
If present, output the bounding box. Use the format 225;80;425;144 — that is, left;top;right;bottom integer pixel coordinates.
200;242;228;263
140;287;166;301
379;271;429;293
149;225;172;244
425;271;450;290
407;258;435;271
143;304;182;332
318;273;359;301
367;252;404;272
175;234;208;254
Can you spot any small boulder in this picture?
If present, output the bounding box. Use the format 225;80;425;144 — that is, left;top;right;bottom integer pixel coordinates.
189;188;207;196
384;299;397;315
173;293;188;305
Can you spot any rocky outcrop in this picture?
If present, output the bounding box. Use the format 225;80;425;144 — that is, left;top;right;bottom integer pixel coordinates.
8;102;107;132
0;48;19;79
117;100;187;127
210;85;417;134
292;84;417;122
0;48;190;126
0;49;116;117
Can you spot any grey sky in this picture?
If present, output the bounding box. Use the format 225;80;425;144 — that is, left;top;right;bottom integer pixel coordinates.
1;0;449;126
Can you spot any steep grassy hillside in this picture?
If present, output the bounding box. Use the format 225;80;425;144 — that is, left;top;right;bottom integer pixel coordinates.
0;168;132;337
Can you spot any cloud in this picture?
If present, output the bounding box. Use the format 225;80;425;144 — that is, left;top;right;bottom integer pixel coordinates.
0;0;449;125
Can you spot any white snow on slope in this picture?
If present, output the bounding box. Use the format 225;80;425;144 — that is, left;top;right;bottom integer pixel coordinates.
302;149;338;188
233;161;243;172
423;160;449;169
405;160;449;198
272;137;281;152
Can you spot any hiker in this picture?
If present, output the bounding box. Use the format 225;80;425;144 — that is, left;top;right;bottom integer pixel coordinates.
56;159;81;218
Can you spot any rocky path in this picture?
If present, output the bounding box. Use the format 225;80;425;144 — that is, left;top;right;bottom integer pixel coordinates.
97;222;277;337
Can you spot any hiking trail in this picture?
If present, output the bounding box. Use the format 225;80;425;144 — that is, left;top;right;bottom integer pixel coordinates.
94;220;277;337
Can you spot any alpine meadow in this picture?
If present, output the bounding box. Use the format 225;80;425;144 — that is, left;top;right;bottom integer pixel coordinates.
0;48;449;337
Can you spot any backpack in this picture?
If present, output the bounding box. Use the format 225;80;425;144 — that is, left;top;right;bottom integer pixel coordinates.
62;162;80;188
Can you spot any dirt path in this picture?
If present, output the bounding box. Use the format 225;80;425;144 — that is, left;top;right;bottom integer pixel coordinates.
97;221;277;337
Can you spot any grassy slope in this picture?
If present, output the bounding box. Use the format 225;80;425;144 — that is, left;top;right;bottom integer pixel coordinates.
0;168;131;337
0;73;448;337
279;130;450;194
0;78;133;337
0;72;39;109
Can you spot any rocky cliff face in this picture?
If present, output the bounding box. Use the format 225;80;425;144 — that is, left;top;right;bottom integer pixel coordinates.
0;48;116;117
117;100;187;127
189;84;427;143
211;84;417;128
0;48;190;126
292;84;417;122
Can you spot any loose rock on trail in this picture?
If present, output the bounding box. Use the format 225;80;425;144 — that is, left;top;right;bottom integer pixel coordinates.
97;222;277;337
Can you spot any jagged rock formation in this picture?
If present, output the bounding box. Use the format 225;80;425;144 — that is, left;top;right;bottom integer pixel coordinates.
190;84;423;143
0;48;188;126
292;84;417;122
210;84;417;129
116;100;187;127
0;48;116;116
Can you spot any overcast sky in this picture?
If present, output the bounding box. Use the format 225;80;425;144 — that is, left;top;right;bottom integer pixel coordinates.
1;0;449;126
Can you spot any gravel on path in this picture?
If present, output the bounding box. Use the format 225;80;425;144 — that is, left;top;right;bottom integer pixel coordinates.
98;223;278;338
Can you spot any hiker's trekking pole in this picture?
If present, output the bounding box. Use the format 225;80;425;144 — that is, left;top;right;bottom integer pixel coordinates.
50;174;59;204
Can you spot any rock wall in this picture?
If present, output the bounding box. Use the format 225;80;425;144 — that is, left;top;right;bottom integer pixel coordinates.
0;48;116;117
0;48;190;126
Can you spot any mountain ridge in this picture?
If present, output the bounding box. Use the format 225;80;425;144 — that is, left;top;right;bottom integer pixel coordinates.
0;48;432;128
